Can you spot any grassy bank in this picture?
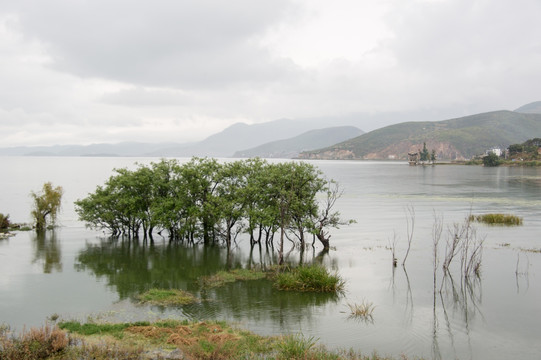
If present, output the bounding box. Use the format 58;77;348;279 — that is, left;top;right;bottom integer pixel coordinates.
1;320;420;360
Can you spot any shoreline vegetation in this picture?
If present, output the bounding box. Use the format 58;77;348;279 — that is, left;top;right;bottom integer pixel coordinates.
0;320;419;360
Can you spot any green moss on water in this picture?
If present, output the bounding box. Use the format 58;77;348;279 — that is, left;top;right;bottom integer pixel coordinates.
469;213;523;226
137;288;197;306
201;268;267;288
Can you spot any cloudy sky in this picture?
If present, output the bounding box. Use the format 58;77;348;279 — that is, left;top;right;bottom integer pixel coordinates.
1;0;540;147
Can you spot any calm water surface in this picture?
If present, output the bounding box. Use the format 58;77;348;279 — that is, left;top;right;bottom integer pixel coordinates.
1;157;540;360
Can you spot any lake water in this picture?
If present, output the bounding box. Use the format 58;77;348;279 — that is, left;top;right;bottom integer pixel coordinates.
1;157;540;360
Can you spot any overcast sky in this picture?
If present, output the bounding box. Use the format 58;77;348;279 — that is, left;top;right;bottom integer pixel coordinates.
1;0;540;147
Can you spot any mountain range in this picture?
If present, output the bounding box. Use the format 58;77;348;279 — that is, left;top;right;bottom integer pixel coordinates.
0;117;363;158
300;106;541;160
233;126;363;158
1;101;540;160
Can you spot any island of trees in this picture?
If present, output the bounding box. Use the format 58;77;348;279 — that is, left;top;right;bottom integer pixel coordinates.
75;158;352;263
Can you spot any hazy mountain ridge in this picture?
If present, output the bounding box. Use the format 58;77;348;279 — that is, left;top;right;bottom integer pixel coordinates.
299;110;541;160
0;142;183;157
233;126;363;159
0;117;361;157
514;101;541;114
3;103;540;159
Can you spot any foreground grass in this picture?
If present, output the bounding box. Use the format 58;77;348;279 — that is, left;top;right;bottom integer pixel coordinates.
1;320;421;360
469;213;523;226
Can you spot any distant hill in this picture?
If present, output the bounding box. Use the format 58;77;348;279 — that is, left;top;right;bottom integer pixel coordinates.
233;126;363;159
148;118;312;157
515;101;541;114
149;117;365;157
0;142;182;157
0;117;364;158
299;110;541;160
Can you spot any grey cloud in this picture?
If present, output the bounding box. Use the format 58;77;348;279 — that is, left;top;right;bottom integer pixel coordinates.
4;0;297;89
100;87;191;107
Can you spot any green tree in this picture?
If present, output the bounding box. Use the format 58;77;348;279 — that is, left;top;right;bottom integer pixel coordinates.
75;158;353;253
483;152;501;167
420;142;429;163
0;213;10;230
30;182;63;231
508;143;523;155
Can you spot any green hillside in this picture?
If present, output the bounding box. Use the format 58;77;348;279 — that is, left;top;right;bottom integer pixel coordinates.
300;111;541;160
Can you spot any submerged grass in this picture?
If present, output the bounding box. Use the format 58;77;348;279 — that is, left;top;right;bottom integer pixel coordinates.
469;213;523;226
137;288;197;306
201;268;267;288
274;264;345;293
347;300;376;319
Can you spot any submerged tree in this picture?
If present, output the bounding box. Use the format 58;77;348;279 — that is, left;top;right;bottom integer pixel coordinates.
75;158;352;253
30;182;63;231
310;181;355;251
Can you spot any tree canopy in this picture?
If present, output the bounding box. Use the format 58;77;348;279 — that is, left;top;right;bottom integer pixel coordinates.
75;158;351;258
30;182;63;231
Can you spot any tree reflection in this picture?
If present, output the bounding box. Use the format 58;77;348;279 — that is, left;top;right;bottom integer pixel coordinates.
76;236;341;327
75;237;242;299
32;230;62;273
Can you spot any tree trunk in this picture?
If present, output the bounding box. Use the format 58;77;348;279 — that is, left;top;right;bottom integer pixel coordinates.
316;233;329;250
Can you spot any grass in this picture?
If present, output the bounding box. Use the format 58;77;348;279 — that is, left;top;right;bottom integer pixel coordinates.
199;265;345;294
0;324;70;360
137;288;197;306
274;264;345;293
201;268;268;288
347;300;375;319
1;319;421;360
469;213;523;226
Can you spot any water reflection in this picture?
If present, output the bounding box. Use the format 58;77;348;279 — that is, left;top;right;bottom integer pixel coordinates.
429;272;483;360
32;231;62;273
75;237;244;298
75;237;340;327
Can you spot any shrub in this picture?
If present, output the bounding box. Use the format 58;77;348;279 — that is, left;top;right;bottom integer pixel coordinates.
274;265;345;293
482;152;501;167
0;324;69;360
30;182;63;231
0;213;10;230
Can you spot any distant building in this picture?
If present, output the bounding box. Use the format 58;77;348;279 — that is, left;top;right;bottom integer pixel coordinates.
408;152;419;165
486;148;503;157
